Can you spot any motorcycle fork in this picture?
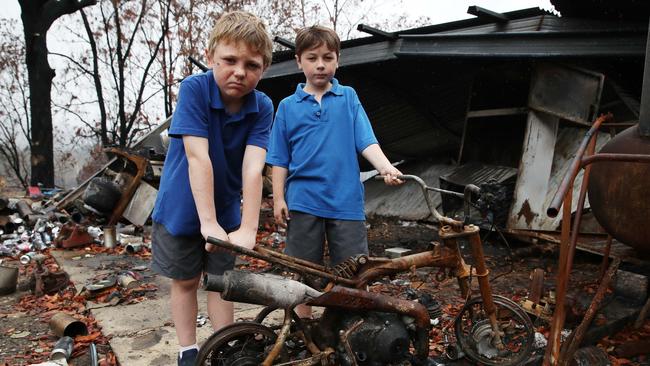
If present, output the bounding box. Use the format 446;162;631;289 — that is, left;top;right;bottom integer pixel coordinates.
440;224;505;350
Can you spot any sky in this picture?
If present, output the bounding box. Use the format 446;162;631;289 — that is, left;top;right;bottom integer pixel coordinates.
4;1;555;25
381;0;554;24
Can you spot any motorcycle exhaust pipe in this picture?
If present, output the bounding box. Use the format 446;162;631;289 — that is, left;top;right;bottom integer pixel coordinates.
203;270;322;309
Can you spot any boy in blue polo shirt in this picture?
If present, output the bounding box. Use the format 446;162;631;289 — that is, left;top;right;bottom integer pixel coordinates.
150;11;273;366
267;25;403;318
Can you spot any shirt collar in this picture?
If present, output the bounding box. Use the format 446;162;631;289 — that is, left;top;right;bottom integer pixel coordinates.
208;70;259;114
295;78;343;102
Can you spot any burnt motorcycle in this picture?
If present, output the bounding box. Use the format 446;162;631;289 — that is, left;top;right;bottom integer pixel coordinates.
197;175;535;365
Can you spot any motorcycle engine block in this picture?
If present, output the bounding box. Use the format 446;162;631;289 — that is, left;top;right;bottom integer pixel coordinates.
312;309;414;366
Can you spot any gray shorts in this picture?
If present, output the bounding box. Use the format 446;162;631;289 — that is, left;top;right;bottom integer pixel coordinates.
285;211;368;266
151;222;236;280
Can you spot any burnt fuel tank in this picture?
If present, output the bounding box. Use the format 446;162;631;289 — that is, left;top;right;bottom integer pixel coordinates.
587;125;650;256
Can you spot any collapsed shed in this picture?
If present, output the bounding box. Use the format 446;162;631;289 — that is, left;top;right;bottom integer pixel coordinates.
257;2;650;260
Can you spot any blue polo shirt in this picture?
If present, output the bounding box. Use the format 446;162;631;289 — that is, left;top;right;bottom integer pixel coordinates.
266;78;377;220
152;70;273;236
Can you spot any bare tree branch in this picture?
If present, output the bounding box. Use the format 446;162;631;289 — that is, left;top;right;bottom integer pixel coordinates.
49;52;94;75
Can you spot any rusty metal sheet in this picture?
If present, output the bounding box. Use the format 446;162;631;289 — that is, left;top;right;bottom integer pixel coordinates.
529;63;604;125
508;126;610;231
508;110;559;230
509;63;606;231
122;181;158;227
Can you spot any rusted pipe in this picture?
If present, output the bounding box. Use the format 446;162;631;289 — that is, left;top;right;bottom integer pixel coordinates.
580;152;650;167
547;113;612;217
206;236;357;286
262;309;293;366
339;319;364;366
565;136;597;283
49;313;88;337
257;246;328;272
444;236;471;299
465;226;504;349
353;248;460;288
308;286;430;328
559;258;621;365
545;188;573;366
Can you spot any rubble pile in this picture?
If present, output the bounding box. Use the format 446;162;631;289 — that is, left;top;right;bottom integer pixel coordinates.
0;191;154;366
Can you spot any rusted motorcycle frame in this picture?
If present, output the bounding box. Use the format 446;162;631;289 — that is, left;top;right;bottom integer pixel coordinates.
199;175;534;366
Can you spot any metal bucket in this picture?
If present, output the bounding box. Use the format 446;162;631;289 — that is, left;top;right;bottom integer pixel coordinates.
0;265;18;295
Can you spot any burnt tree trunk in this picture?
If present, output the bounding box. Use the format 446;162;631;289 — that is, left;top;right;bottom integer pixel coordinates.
18;0;96;187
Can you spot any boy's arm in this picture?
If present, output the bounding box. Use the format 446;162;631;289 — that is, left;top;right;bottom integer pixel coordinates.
183;135;229;252
228;145;266;250
271;166;290;227
361;144;404;186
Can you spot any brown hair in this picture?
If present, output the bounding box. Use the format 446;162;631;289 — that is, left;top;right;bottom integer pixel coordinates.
295;25;341;59
207;11;273;68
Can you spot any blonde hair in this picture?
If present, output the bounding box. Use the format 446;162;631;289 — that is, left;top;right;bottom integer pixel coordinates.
207;11;273;68
295;25;341;59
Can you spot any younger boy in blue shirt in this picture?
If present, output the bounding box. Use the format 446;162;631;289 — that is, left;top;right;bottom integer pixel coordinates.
266;25;403;318
150;11;273;366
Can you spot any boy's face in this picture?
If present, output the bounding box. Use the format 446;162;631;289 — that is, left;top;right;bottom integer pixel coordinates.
296;44;339;90
206;40;266;105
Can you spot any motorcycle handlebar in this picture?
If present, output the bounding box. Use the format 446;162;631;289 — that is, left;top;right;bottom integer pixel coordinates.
374;174;479;227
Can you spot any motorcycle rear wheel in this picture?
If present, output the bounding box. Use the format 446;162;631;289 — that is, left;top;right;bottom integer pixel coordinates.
196;321;286;365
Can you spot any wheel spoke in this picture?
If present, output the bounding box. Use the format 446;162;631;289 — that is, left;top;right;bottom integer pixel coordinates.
454;295;534;366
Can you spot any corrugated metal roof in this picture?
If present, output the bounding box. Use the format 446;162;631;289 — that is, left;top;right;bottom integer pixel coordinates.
350;73;469;164
440;163;517;186
266;11;646;79
269;8;550;64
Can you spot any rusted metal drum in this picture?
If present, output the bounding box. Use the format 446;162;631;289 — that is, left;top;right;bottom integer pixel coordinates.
588;125;650;256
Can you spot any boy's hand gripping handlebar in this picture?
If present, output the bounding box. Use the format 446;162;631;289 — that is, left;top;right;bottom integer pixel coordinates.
375;174;480;229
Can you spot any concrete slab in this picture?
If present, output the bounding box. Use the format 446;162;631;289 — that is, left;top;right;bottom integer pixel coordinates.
50;249;271;365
